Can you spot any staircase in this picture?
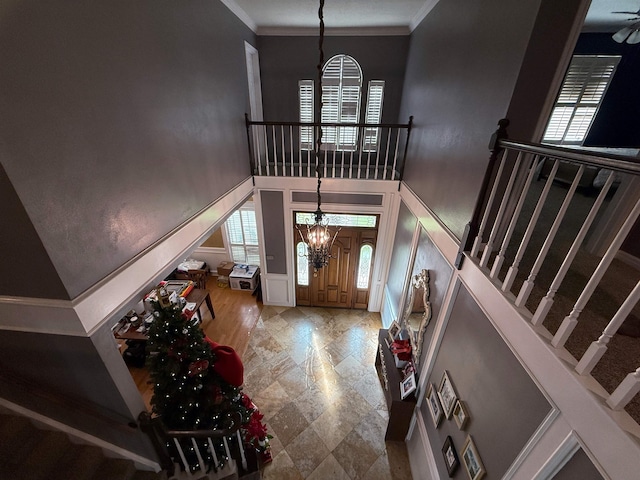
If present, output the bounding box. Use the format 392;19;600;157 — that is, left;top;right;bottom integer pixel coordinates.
0;411;166;480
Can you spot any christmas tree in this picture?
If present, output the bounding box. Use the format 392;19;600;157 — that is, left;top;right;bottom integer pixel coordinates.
145;291;271;470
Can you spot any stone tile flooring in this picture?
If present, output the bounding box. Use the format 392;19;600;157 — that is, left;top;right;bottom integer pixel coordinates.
242;305;413;479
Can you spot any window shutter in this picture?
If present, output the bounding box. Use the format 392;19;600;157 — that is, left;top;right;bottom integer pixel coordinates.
299;80;314;150
363;80;385;151
225;204;259;265
543;55;620;145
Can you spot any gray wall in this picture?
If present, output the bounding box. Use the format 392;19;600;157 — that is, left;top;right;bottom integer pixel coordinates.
398;0;583;239
260;190;287;274
0;322;154;458
420;285;551;479
386;201;417;321
0;0;255;299
553;448;604;480
408;228;453;368
257;35;410;124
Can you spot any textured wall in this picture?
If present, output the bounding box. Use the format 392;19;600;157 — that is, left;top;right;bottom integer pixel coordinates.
553;448;604;480
420;285;551;479
407;228;453;367
260;190;287;274
257;35;410;124
398;0;583;239
385;201;417;321
0;0;255;298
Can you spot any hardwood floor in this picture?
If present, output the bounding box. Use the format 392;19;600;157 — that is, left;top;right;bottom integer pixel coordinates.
125;277;263;411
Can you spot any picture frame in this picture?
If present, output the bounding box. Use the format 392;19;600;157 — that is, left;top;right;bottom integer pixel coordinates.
453;399;470;430
461;436;486;480
400;371;417;399
441;436;460;477
388;320;401;343
426;383;443;427
437;370;458;419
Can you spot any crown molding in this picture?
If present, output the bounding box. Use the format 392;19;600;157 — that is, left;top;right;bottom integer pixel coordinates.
219;0;257;33
257;25;411;36
409;0;441;32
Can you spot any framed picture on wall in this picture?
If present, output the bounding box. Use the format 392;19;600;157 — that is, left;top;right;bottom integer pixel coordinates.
453;399;470;430
437;370;458;419
461;436;486;480
426;383;443;427
388;320;401;343
441;436;460;477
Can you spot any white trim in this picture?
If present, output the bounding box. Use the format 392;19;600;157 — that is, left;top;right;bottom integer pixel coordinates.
532;432;586;480
219;0;256;32
244;41;264;122
399;182;459;266
257;26;411;36
409;0;441;32
503;409;561;479
0;178;254;336
0;398;160;472
407;409;439;480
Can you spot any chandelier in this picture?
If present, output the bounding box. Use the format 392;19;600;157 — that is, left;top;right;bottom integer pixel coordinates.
611;8;640;44
296;0;341;274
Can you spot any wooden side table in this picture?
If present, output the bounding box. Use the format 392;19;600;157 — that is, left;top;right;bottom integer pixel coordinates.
375;329;417;441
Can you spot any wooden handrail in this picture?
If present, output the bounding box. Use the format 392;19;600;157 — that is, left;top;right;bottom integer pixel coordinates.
499;139;640;174
245;118;412;129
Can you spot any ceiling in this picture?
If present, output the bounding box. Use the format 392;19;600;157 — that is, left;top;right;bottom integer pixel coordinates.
221;0;640;35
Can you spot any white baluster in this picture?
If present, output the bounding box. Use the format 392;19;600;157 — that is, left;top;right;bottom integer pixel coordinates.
191;437;206;474
480;152;523;268
391;129;400;181
264;126;271;176
576;280;640;375
236;430;248;471
173;438;193;477
383;129;391;180
502;158;558;291
531;172;616;326
490;156;540;279
552;194;640;348
271;126;277;176
289;125;293;177
607;367;640;411
471;149;510;258
207;437;220;470
516;165;584;307
223;436;232;461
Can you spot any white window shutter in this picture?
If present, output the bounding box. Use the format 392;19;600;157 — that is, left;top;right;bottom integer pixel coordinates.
543;55;620;145
299;80;314;150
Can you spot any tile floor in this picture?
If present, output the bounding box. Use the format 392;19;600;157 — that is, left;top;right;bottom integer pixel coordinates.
242;305;413;479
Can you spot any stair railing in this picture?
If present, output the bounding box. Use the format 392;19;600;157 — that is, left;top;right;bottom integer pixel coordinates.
457;119;640;416
245;114;412;181
139;411;259;479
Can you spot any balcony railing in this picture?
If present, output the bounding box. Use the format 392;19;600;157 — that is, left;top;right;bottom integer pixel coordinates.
458;119;640;423
245;115;413;180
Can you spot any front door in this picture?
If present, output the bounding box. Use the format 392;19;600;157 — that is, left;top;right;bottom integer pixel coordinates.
294;214;378;309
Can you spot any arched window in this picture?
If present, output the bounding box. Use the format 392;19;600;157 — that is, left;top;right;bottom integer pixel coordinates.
357;244;374;289
296;242;309;286
298;55;384;152
322;54;362;150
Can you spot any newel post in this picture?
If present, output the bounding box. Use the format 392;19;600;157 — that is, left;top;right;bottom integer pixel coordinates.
455;118;509;269
138;411;176;475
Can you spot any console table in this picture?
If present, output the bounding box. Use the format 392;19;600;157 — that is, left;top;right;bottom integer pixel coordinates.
375;329;417;441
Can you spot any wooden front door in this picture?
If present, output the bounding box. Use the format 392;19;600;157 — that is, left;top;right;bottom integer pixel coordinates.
295;222;377;309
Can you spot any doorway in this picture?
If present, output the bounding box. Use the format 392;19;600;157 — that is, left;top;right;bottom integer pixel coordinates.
294;213;378;309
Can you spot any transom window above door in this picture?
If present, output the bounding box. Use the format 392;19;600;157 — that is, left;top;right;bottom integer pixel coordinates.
295;212;377;228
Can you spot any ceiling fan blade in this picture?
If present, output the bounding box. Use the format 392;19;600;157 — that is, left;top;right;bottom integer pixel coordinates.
627;30;640;44
612;26;633;43
611;11;640;15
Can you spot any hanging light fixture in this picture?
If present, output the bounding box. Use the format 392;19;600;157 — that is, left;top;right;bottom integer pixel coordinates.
296;0;341;275
611;8;640;44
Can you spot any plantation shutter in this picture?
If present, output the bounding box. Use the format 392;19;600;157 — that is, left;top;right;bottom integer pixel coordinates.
299;80;314;150
321;54;362;150
225;205;260;265
363;80;385;151
543;55;620;144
